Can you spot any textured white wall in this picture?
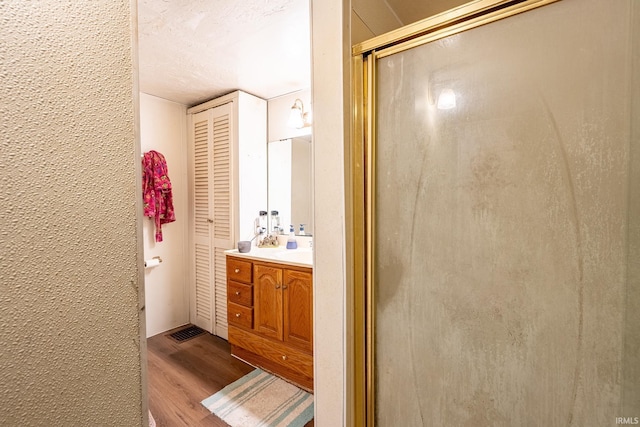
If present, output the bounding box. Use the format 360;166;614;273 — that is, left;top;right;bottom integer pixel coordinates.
0;2;145;426
140;93;189;338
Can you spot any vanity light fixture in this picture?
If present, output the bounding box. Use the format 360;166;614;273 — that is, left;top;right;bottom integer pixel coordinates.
436;88;456;110
287;98;312;128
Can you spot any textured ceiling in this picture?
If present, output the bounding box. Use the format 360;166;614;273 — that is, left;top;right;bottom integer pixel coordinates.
137;0;468;107
138;0;311;106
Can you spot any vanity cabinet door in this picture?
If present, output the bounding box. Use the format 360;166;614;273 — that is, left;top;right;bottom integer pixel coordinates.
254;264;283;341
283;269;313;353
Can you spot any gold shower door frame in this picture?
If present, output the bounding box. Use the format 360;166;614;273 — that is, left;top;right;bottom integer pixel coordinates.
350;0;561;424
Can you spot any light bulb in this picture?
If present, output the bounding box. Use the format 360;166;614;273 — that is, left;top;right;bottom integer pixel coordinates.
287;105;304;128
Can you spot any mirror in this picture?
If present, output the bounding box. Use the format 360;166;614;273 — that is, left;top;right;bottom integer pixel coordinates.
268;135;312;236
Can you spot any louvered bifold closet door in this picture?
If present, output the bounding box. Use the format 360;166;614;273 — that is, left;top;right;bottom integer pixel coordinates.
192;110;214;333
210;102;234;340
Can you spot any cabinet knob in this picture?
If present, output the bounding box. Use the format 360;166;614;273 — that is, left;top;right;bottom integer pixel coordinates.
282;285;288;290
234;268;240;273
235;313;241;318
275;284;281;289
282;355;287;361
207;218;214;223
235;291;241;296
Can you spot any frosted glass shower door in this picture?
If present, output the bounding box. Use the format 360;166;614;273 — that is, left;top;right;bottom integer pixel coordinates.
370;0;639;425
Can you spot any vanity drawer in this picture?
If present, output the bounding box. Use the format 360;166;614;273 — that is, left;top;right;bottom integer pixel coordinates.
227;258;253;284
228;302;253;329
228;281;253;307
229;326;313;379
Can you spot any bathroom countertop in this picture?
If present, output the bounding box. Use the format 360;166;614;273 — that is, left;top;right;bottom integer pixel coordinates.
225;246;313;268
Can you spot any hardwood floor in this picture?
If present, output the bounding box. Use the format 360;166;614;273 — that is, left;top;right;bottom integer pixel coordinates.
147;325;314;427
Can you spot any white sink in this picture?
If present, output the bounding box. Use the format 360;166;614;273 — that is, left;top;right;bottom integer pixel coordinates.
273;249;313;265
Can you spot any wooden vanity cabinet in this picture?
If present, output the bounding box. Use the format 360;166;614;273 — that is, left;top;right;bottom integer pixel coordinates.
226;255;313;391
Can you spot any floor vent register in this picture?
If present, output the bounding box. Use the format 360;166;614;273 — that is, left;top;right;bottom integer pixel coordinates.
168;325;206;343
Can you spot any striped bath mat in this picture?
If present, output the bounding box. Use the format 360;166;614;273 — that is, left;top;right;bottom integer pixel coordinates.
201;369;313;427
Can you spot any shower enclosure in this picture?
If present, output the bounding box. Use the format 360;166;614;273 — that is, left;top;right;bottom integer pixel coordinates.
351;0;639;425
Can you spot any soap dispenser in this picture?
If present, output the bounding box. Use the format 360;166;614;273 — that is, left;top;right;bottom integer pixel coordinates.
286;225;297;249
299;224;306;236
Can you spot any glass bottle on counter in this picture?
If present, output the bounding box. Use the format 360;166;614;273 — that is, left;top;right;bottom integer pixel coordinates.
271;210;281;234
258;210;268;234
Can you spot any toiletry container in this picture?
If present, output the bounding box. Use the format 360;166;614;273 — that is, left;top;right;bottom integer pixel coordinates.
271;210;280;233
287;225;297;249
258;210;268;234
